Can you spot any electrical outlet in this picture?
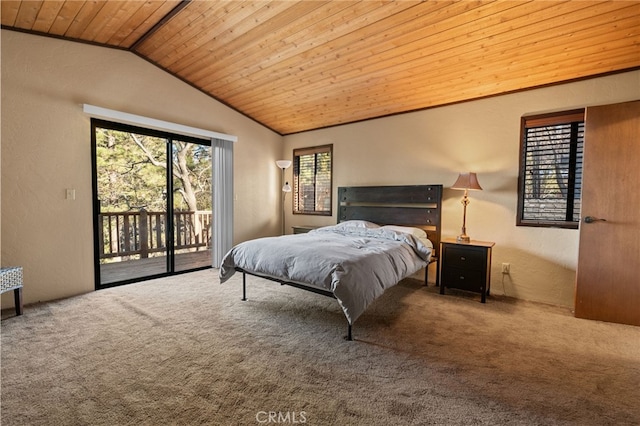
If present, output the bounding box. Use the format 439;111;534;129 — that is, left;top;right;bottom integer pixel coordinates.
501;263;510;274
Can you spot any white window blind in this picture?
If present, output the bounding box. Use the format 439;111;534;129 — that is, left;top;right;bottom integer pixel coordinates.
212;138;234;267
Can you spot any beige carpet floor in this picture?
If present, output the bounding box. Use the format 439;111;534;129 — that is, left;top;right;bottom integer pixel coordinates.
1;269;639;425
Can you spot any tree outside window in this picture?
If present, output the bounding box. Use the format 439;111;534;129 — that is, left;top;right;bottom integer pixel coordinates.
293;144;332;216
517;110;584;229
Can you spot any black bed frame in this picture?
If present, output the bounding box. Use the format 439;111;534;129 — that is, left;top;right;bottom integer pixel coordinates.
237;184;443;340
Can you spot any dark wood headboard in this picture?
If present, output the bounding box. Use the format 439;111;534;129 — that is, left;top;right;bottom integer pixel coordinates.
337;185;443;259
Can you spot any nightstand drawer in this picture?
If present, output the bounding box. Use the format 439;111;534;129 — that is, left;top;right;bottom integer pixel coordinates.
443;246;485;270
442;267;485;292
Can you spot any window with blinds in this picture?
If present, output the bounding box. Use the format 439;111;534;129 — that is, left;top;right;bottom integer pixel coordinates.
517;109;585;229
293;144;332;215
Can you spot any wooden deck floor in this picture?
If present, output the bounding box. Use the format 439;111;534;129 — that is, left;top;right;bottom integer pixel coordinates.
100;250;212;285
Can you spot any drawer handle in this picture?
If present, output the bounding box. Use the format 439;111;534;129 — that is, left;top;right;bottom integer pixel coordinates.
460;256;466;261
459;276;465;280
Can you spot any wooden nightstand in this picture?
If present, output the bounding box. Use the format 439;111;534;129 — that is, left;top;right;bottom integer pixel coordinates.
291;225;320;234
439;238;495;303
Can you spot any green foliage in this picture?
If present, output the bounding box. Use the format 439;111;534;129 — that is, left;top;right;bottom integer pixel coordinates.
96;128;212;213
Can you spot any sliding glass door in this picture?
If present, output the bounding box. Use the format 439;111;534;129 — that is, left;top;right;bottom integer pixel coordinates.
92;119;212;288
171;140;213;272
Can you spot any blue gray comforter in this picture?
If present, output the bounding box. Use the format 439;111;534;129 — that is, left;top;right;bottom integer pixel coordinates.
219;224;432;325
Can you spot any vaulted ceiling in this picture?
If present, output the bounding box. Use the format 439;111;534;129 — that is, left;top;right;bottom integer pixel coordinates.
2;1;639;135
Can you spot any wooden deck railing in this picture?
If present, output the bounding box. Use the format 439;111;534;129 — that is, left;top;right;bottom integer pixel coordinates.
98;210;212;259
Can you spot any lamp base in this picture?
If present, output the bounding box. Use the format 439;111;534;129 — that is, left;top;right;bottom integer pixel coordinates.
456;235;471;243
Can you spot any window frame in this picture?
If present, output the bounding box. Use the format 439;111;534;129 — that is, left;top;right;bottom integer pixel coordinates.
517;109;585;229
292;144;333;216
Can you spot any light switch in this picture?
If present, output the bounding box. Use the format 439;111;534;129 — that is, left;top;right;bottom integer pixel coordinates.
66;189;76;200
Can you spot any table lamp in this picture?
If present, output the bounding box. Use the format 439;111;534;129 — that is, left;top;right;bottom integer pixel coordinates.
451;172;482;243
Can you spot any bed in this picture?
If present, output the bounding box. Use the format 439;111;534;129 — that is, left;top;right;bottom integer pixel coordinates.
219;184;442;340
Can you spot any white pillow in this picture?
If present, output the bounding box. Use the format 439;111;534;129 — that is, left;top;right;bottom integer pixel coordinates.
380;225;427;239
335;220;380;229
417;236;433;249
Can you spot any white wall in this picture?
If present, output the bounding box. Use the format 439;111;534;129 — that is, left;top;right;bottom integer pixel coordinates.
283;70;640;307
1;30;283;306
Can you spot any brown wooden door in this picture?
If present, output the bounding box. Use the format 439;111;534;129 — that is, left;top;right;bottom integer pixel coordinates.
575;100;640;326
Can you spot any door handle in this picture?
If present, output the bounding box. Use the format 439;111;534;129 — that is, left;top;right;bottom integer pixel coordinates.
584;216;607;224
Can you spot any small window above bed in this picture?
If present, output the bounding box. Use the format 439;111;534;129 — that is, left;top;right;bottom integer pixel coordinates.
293;144;332;216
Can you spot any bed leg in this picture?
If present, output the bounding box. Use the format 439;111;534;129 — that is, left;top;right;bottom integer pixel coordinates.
346;323;353;341
242;272;247;301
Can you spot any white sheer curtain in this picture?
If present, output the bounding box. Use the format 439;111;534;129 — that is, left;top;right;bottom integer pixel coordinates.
212;138;234;267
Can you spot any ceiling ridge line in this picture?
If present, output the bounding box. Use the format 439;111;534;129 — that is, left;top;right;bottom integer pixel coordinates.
130;0;192;52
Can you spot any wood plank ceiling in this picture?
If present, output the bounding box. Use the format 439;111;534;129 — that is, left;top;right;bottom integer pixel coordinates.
2;1;639;135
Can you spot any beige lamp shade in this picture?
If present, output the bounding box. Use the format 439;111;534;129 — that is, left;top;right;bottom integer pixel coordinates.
451;172;482;191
